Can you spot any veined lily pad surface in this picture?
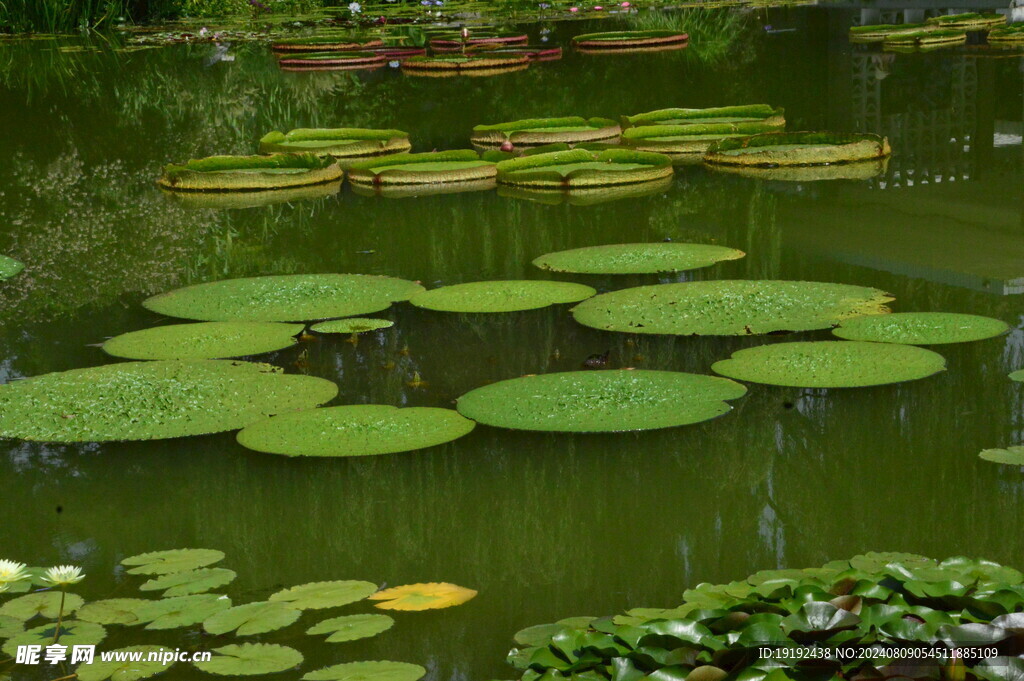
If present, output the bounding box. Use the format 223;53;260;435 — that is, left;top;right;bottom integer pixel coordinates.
369;583;477;611
979;446;1024;465
236;405;475;458
833;312;1009;345
533;243;745;274
139;567;237;596
712;341;947;388
2;621;106;657
0;592;85;620
268;580;378;610
302;661;426;681
0;361;337;442
456;370;746;432
0;254;24;280
572;280;893;336
143;274;424;322
76;645;174;681
76;599;151;626
202;601;301;636
194;643;303;676
102;322;304;360
310;318;394;334
134;594;232;630
306;613;395;642
410;280;595;313
122;548;225;575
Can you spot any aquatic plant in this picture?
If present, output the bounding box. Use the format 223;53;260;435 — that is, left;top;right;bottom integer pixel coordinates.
883;28;967;48
497;176;673;205
307;614;395;641
988;25;1024;44
429;31;529;51
0;255;24;280
369;583;477;610
704;132;891;168
347;150;498;187
303;661;426;681
310;318;394;333
626;6;751;63
496;148;674;187
278;51;388;71
925;12;1005;30
532;242;745;274
400;53;531;74
259;128;412;160
832;312;1009;345
471;117;622;149
623;104;783;127
271;36;385;52
409;280;595;312
979;446;1024;465
571;29;688;51
158;153;343;192
848;22;935;43
102;321;304;360
621;120;786;156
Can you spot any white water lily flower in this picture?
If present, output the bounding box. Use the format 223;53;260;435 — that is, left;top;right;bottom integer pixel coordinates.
41;565;85;586
0;559;29;584
348;1;362;12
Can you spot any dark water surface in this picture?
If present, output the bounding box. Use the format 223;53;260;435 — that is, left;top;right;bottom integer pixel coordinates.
1;7;1023;679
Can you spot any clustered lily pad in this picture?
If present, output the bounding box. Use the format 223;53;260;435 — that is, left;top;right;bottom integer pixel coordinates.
310;318;394;334
302;660;427;681
456;370;746;432
833;312;1009;345
0;591;85;620
409;280;596;313
496;149;674;188
102;322;304;360
532;243;745;274
369;583;478;611
76;645;174;681
76;598;151;626
3;620;106;657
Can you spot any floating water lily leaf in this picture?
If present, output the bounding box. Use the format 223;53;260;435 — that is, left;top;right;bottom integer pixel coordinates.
103;322;304;360
123;549;226;575
833;312;1008;345
0;614;22;638
268;580;378;610
1011;370;1024;382
2;620;105;656
533;243;745;275
979;447;1024;466
0;592;84;620
457;370;746;432
306;613;395;642
143;274;424;322
202;601;300;636
77;599;152;625
139;568;237;596
0;361;337;442
133;594;231;630
237;405;475;458
572;280;893;336
311;318;394;334
302;660;427;681
368;582;477;611
76;645;174;681
409;280;595;313
0;255;24;280
194;643;303;676
712;341;946;388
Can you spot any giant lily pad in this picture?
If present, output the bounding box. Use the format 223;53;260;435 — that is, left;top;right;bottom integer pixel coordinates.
194;643;303;676
139;568;237;596
347;150;497;188
533;243;744;274
979;447;1024;466
369;583;477;611
833;312;1008;345
133;594;232;630
0;592;84;620
2;620;105;657
310;318;394;334
704;132;891;168
456;370;746;432
302;661;426;681
496;149;674;188
0;360;338;443
76;645;174;681
202;601;301;636
925;12;1005;29
306;613;395;642
0;255;23;280
572;30;689;51
409;280;595;313
268;580;378;610
77;599;151;626
103;322;304;360
237;405;475;458
143;274;424;322
259;128;411;160
272;36;384;52
712;341;946;388
573;280;893;336
624;104;784;128
471;117;621;149
278;52;387;72
158;154;342;192
401;54;530;74
123;549;225;575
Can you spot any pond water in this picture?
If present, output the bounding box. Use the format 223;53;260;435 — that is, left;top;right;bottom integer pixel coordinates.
1;6;1023;679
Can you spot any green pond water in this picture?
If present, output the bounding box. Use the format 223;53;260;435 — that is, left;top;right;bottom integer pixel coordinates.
1;5;1023;679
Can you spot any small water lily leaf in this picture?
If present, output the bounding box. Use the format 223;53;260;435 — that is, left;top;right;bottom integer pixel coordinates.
515;623;568;647
203;601;301;636
302;660;426;681
144;274;424;322
0;592;84;620
306;613;395;642
409;280;595;313
237;405;475;458
139;568;237;596
368;582;477;611
457;370;746;432
712;341;946;388
76;645;174;681
134;594;231;630
975;657;1024;681
1011;370;1024;382
123;549;226;575
979;446;1024;465
572;280;893;335
194;643;303;676
103;322;304;360
311;318;394;334
0;615;23;638
2;620;106;657
833;312;1008;345
77;599;152;625
533;243;745;274
268;580;378;610
0;255;24;280
0;361;338;442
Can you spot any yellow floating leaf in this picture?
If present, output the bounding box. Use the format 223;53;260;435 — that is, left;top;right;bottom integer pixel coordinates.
369;583;477;611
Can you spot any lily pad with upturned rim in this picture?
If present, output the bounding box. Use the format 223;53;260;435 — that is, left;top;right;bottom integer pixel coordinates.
979;447;1024;466
139;568;237;596
237;405;475;458
456;370;746;433
368;583;478;611
711;341;946;388
533;243;745;274
76;645;175;681
0;255;23;280
102;322;304;360
302;660;427;681
194;643;303;676
1;620;106;657
306;613;395;642
202;601;301;636
310;318;394;334
496;148;674;188
123;548;226;575
832;312;1009;345
409;280;595;313
268;580;378;610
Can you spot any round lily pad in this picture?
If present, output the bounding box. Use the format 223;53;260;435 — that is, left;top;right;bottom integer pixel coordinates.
103;322;304;360
143;274;424;322
572;280;894;336
268;580;378;610
369;583;477;611
123;548;225;575
0;592;84;620
310;318;394;334
2;620;105;657
202;601;301;636
711;341;947;388
0;614;22;638
139;568;237;596
0;361;337;443
1013;370;1024;382
133;594;232;630
237;405;475;458
77;599;152;626
833;312;1008;345
306;613;395;642
409;280;595;313
533;243;745;274
194;643;303;676
0;255;24;280
979;447;1024;466
456;370;747;432
76;645;174;681
302;661;427;681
